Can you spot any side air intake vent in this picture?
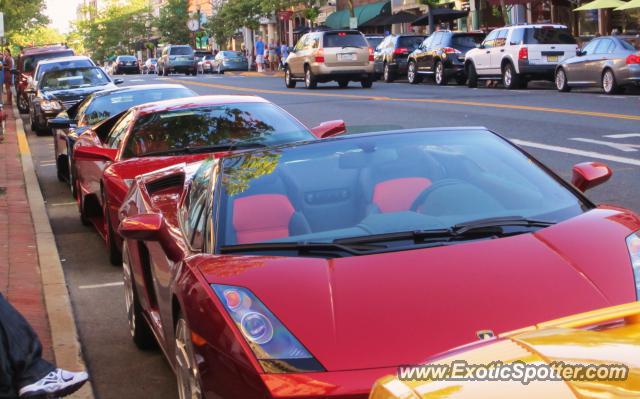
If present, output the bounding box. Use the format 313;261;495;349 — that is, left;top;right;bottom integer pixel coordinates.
146;174;184;195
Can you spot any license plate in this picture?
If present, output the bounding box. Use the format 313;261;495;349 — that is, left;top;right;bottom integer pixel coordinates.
338;53;356;61
179;56;190;61
547;55;558;62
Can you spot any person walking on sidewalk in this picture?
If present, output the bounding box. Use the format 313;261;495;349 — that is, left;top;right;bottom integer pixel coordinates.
255;36;265;72
269;40;278;71
0;293;88;398
3;49;14;105
280;42;289;69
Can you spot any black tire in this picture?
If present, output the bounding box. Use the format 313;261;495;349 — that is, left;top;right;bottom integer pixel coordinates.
68;150;77;199
455;76;467;85
103;190;122;266
18;94;29;114
122;242;157;350
338;80;349;88
56;157;66;182
304;67;317;89
78;192;91;226
361;77;373;88
466;63;478;88
383;62;394;83
434;61;447;86
602;69;622;95
284;67;296;88
407;61;422;84
502;63;521;90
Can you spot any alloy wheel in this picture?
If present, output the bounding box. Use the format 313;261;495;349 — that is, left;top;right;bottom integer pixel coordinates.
175;318;202;399
435;62;444;85
305;69;311;86
603;70;615;93
383;64;389;81
504;67;512;87
122;242;135;337
556;69;566;91
408;63;416;83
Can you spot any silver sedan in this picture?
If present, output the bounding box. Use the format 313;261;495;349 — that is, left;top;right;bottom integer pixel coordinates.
555;36;640;94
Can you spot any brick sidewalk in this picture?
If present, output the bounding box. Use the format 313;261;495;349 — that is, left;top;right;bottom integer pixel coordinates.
0;102;54;362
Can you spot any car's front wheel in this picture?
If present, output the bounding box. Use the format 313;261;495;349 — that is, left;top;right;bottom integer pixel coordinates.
284;67;296;88
434;61;447;85
383;62;394;83
103;190;122;266
555;68;571;92
122;241;157;350
407;61;422;84
175;315;203;399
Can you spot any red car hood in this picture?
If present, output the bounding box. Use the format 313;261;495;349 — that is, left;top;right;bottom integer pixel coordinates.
198;208;638;372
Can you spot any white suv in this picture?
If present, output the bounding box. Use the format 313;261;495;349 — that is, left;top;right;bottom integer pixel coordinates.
464;24;578;89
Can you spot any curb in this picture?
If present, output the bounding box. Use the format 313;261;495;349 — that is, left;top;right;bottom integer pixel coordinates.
11;103;95;399
226;71;284;78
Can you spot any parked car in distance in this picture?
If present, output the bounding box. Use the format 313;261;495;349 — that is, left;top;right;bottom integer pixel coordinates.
373;34;427;82
465;24;578;89
371;302;640;399
408;31;485;85
555;36;640;94
143;58;157;74
28;66;121;135
27;56;96;110
197;55;215;73
113;55;140;74
284;30;375;89
158;45;197;76
211;50;249;73
49;83;196;186
15;44;74;114
365;34;385;51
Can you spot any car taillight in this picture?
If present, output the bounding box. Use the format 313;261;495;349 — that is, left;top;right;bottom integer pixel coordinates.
443;47;459;54
626;54;640;64
315;48;324;63
394;47;409;55
368;47;374;62
518;47;528;60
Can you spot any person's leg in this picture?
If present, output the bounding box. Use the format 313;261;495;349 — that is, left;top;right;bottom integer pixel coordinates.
0;293;55;389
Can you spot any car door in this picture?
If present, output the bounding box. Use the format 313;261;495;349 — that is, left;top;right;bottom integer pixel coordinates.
424;32;443;73
289;34;308;76
474;29;499;73
489;29;508;75
585;38;616;84
413;36;432;72
564;39;599;83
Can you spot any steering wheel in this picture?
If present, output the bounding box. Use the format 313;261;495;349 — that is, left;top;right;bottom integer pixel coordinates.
410;179;466;212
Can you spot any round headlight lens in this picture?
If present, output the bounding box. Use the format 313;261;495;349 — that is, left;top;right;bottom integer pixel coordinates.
241;312;273;345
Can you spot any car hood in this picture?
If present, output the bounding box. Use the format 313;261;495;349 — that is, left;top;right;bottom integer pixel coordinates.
42;84;115;100
199;208;639;372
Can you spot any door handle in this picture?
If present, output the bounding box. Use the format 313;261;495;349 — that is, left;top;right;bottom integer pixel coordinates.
500;49;505;52
486;50;490;54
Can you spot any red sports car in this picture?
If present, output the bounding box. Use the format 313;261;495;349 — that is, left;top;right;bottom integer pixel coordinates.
118;127;640;398
72;95;345;265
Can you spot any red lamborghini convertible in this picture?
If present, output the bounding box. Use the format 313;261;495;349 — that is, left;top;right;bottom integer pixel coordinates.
118;127;640;398
72;95;345;265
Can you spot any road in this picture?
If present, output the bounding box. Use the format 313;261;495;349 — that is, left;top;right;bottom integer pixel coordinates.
23;72;640;399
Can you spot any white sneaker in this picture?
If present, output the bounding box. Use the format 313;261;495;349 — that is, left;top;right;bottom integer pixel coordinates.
18;368;89;398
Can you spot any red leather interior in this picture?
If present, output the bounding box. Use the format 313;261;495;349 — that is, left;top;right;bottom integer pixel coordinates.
372;177;431;213
232;194;295;244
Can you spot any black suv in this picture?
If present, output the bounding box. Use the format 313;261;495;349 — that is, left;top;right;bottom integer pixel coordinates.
373;34;427;82
407;31;486;85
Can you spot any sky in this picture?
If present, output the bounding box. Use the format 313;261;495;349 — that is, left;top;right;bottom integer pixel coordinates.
46;0;83;33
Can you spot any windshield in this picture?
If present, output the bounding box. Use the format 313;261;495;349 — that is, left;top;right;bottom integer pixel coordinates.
23;50;74;72
452;34;485;51
40;67;110;90
366;37;384;48
620;39;636;51
118;56;136;61
121;102;314;158
218;130;586;247
170;46;194;56
323;32;368;48
398;36;427;50
222;51;244;58
36;59;94;81
80;87;195;126
524;27;576;45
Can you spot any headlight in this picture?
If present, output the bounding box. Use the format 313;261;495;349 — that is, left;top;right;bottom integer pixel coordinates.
41;100;62;112
212;284;324;373
627;232;640;299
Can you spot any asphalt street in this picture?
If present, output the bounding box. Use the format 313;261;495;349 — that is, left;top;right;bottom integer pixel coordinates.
23;71;640;399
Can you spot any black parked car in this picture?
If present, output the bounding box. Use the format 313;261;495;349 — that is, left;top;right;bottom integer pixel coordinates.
113;55;140;74
373;34;427;82
48;83;196;187
27;66;121;135
408;31;486;85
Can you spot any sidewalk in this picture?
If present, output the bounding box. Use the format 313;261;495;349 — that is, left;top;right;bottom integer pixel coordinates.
0;96;93;398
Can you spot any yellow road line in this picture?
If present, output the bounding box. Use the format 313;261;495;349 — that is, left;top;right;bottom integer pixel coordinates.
170;78;640;121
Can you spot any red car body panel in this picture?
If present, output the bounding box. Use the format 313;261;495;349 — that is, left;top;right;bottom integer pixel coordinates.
117;147;640;398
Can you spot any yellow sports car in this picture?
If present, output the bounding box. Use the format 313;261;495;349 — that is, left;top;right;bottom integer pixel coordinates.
370;302;640;399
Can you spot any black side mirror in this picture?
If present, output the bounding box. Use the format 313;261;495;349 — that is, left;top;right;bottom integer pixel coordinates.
48;117;77;129
576;50;586;56
477;43;485;49
114;78;124;85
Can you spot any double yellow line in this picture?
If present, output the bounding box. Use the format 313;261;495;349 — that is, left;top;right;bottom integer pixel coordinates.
170;78;640;122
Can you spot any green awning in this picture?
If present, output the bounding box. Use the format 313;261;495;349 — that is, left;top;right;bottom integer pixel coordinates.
325;1;391;29
615;0;640;10
574;0;626;10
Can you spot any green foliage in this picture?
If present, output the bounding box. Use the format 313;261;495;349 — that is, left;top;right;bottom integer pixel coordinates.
0;0;49;49
154;0;191;44
204;0;263;47
8;26;64;48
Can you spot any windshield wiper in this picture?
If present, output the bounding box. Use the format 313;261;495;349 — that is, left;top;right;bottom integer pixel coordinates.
141;142;266;157
220;241;385;257
451;216;555;235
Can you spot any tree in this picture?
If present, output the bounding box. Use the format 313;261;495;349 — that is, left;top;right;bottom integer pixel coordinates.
0;0;49;50
154;0;191;45
419;0;440;34
10;26;65;48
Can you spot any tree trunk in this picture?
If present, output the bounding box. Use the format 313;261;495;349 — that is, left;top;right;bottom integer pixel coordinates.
428;4;435;34
500;0;510;26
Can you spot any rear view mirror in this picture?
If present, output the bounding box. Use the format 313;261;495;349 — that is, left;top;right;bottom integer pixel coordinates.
73;145;118;162
311;120;346;139
571;162;612;192
119;213;163;241
48;117;76;129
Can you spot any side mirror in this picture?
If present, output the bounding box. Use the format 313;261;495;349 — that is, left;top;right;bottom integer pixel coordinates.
73;145;118;162
114;78;124;85
576;50;585;56
571;162;612;192
119;213;163;241
48;117;76;129
311;120;346;139
477;43;485;49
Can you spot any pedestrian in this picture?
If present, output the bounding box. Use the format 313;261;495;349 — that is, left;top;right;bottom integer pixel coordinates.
269;40;278;71
263;41;271;71
3;49;14;105
255;36;265;72
274;42;282;70
0;293;89;398
280;42;289;68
